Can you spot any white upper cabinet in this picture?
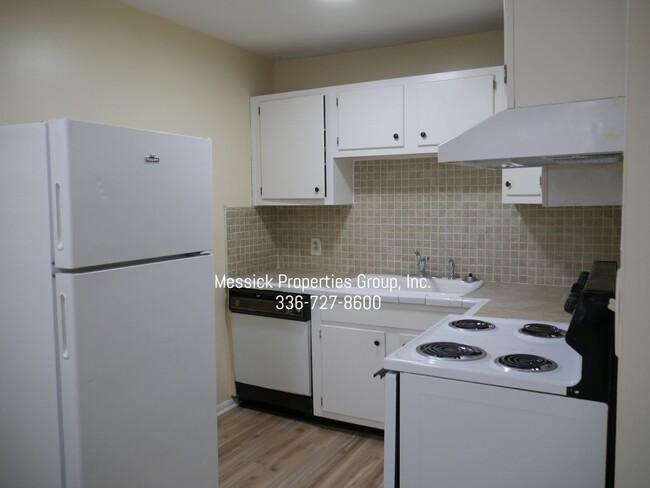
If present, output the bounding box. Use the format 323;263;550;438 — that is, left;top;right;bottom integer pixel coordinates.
542;165;623;207
331;66;505;160
502;167;543;204
251;92;354;206
337;85;404;151
504;0;626;108
258;94;325;200
250;66;504;205
417;75;496;147
500;0;625;208
501;165;622;207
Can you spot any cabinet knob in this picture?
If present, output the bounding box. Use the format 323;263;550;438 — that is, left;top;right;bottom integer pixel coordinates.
420;131;427;139
374;340;380;346
315;187;320;194
393;133;399;141
505;181;512;189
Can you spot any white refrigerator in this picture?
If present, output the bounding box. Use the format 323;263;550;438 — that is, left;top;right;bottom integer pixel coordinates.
0;120;219;488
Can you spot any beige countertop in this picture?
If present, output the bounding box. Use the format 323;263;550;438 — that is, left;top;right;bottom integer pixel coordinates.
230;269;572;323
467;282;572;323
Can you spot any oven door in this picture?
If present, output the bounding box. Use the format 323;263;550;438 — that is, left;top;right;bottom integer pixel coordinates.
397;373;608;488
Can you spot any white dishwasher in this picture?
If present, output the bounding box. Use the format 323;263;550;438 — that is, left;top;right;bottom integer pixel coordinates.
229;287;312;415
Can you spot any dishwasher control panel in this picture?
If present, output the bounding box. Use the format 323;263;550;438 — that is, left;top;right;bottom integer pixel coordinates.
229;287;311;321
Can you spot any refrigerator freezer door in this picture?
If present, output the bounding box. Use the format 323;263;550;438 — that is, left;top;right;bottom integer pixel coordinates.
55;255;218;488
49;119;213;269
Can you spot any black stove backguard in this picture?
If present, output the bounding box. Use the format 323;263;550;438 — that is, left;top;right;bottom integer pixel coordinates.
565;261;617;403
564;261;618;488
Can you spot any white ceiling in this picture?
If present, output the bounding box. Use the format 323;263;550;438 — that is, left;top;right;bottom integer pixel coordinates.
119;0;503;59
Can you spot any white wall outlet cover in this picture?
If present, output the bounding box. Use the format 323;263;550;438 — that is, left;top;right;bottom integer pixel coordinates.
311;237;322;256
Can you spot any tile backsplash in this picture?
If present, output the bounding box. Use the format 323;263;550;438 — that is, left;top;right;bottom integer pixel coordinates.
226;158;621;286
225;206;278;274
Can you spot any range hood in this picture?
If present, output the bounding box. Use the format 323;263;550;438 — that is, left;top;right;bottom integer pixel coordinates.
438;97;625;168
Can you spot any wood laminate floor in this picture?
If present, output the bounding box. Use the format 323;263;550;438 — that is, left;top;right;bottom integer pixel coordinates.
218;406;384;488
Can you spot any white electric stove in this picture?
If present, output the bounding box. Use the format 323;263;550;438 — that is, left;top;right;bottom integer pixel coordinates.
384;314;582;395
383;309;613;488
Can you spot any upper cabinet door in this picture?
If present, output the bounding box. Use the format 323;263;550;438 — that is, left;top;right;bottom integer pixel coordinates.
502;167;543;204
49;120;213;270
337;85;404;151
259;94;325;200
505;0;626;108
417;75;495;147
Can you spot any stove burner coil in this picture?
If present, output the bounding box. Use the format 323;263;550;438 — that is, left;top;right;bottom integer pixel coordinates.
416;342;486;361
519;323;567;338
449;319;496;331
495;354;558;372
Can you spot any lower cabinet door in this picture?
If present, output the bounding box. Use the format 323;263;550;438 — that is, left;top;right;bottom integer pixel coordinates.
320;324;386;423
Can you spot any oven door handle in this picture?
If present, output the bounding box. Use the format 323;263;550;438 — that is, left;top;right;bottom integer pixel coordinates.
373;368;390;379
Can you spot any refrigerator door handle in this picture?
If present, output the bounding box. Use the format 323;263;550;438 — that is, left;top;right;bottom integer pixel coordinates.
59;292;69;359
54;181;64;250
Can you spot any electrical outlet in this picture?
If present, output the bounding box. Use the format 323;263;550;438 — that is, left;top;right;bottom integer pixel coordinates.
311;238;322;256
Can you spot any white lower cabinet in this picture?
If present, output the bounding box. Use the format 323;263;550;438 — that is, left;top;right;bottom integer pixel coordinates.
387;332;420;353
312;299;472;429
320;325;386;424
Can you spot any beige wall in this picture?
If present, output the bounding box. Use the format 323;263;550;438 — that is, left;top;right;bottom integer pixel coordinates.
616;0;650;485
274;30;504;92
0;0;504;410
0;0;275;405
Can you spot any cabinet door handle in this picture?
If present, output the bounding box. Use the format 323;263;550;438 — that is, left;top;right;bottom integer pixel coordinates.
393;133;399;141
505;181;512;189
420;131;427;139
314;187;320;194
374;340;380;346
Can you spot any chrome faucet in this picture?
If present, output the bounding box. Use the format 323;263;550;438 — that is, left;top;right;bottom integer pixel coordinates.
447;258;455;280
414;250;430;277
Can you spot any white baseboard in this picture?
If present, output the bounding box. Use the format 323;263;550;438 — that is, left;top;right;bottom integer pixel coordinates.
217;398;238;416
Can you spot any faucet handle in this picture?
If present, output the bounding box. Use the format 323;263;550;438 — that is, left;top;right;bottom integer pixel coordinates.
414;250;429;261
414;251;429;277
